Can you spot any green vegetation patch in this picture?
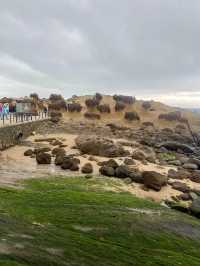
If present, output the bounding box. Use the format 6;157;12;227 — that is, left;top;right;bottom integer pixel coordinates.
0;176;199;265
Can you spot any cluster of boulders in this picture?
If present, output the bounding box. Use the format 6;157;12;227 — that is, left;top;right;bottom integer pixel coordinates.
24;137;94;175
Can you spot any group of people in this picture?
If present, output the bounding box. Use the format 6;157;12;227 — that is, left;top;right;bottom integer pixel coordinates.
0;103;10;119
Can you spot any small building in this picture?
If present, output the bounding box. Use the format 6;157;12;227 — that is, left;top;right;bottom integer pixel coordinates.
16;99;35;113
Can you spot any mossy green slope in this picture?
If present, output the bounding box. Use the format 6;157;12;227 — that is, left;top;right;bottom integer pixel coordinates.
0;176;199;266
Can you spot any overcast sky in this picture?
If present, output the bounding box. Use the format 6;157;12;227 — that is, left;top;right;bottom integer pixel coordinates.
0;0;200;107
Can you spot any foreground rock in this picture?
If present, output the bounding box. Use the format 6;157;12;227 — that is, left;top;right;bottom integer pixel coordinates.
143;171;167;191
81;163;93;174
189;197;200;218
36;152;51;164
61;157;80;171
99;166;115;177
75;136;129;157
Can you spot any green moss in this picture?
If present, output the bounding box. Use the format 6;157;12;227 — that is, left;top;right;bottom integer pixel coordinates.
0;176;199;265
158;152;176;161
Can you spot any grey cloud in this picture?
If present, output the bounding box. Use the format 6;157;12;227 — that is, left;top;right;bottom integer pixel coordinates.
0;0;200;106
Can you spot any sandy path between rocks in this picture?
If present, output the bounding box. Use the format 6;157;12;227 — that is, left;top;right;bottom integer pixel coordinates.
0;132;200;202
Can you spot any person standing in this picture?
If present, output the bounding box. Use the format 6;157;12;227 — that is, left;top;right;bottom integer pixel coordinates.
0;103;2;120
3;103;9;119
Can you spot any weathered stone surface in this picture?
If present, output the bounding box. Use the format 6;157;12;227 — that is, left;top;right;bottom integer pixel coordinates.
36;152;51;164
132;150;146;161
52;147;66;156
61;157;79;171
158;141;194;154
34;147;51;154
115;165;131;179
55;153;65;165
124;158;135;165
98;159;119;169
190;171;200;183
99;166;115;177
189;197;200;218
75;136;129;157
183;163;198;170
143;171;167;191
81;163;93;174
168;169;190;180
177;193;192;201
129;170;143;183
24;149;33;156
171;182;190;193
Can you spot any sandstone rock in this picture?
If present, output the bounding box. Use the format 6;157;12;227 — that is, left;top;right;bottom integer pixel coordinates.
168;160;182;166
129;170;144;183
132;150;146;161
98;159;119;169
190;171;200;183
189;197;200;218
75;136;129;157
187;158;200;168
34;147;51;154
171;182;190;193
168;169;190;180
24;149;33;156
158;141;194;154
52;147;66;157
55;153;65;165
70;163;79;171
81;163;93;174
51;140;63;146
115;165;131;179
177;193;192;201
36;152;51;164
143;171;167;191
183;163;198;170
99;166;115;177
124;158;135;165
61;157;79;171
124;111;140;121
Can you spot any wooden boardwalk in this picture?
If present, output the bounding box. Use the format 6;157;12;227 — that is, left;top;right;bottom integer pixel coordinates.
0;112;48;127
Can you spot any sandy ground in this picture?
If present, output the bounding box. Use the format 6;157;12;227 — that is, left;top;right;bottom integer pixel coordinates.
1;132;200;202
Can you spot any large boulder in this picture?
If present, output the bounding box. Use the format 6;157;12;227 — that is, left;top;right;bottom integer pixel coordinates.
81;163;93;174
36;152;51;164
99;166;115;177
129;170;144;183
61;157;80;171
115;165;131;179
75;136;129;157
189;197;200;218
143;171;167;191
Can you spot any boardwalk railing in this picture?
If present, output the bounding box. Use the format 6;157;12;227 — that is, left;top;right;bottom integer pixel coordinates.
0;112;49;126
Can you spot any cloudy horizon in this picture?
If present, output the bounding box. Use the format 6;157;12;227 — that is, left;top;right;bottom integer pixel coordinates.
0;0;200;108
